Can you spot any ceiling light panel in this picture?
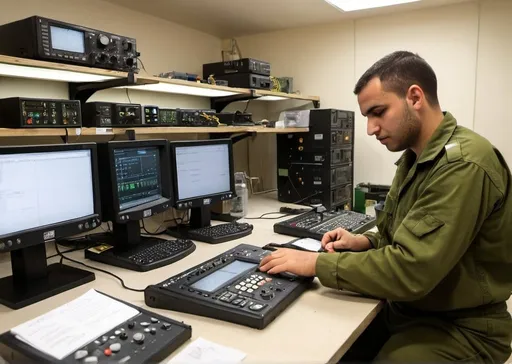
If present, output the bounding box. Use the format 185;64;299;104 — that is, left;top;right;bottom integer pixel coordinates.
325;0;421;12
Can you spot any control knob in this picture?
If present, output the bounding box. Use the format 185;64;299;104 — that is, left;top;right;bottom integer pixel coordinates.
125;57;136;68
260;289;275;300
122;40;133;51
96;53;109;63
98;34;110;48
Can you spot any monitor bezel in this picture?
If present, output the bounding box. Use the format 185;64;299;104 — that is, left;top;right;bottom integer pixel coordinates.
0;143;102;252
106;139;172;223
169;138;236;210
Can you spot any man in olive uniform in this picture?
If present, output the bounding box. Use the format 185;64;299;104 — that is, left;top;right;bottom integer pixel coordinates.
259;51;512;362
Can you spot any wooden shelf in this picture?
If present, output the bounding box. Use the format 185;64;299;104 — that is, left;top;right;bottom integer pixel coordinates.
253;89;320;103
79;126;310;136
0;128;66;137
0;55;126;82
0;126;309;138
0;56;320;104
248;126;309;133
123;76;251;98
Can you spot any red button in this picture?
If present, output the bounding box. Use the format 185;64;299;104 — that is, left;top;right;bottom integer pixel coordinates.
104;348;112;356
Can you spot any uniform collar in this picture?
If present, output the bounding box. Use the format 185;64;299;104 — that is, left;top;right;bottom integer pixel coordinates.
394;112;458;166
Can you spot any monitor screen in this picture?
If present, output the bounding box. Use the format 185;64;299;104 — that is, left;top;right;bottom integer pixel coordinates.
114;147;162;211
175;143;231;201
190;260;257;293
0;150;94;236
50;25;85;53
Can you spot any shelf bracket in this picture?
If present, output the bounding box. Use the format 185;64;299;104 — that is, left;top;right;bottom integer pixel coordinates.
125;129;136;141
210;132;255;144
69;72;138;105
210;90;259;113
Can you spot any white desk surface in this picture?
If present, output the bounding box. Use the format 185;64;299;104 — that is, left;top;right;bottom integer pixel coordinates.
0;193;383;364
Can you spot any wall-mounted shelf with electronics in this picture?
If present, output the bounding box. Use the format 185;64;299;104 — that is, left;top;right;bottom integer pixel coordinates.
0;55;321;111
0;126;309;138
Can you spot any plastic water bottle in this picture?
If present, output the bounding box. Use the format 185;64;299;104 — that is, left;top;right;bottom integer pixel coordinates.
230;172;248;218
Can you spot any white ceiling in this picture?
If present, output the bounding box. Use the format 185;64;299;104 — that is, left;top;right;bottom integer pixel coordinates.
103;0;477;38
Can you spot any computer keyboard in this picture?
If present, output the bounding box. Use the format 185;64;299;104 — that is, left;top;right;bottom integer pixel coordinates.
273;210;376;240
187;222;254;244
85;238;196;272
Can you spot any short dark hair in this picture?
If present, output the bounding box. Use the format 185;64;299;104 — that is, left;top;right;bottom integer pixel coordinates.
354;51;440;107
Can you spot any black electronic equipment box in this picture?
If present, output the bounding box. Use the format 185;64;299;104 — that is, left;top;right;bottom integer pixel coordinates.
143;105;159;125
0;16;138;72
215;112;253;126
274;209;376;240
0;97;81;128
203;58;271;77
179;109;218;127
145;244;313;329
82;102;142;127
213;73;271;90
154;108;218;127
277;109;355;210
159;108;178;126
0;291;192;363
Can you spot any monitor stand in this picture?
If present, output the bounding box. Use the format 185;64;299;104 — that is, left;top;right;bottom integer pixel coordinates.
83;220;195;272
166;206;211;240
0;244;95;310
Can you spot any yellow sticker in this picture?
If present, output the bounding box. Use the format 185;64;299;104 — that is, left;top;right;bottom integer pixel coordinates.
87;244;113;254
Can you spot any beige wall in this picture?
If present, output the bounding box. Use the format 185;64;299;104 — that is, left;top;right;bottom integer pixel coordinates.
230;1;511;186
474;0;512;165
0;0;222;108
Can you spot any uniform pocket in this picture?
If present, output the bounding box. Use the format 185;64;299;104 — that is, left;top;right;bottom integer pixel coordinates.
402;208;445;238
376;195;396;232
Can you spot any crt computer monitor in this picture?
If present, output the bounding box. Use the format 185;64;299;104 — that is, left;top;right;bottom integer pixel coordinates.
82;140;173;259
0;143;101;309
166;138;235;238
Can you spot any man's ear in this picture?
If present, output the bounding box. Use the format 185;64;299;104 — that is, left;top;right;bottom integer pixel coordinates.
407;84;424;111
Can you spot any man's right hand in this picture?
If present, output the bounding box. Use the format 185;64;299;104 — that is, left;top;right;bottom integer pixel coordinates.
321;228;372;253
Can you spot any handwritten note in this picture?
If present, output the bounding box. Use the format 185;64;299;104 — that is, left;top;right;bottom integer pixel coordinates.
169;337;246;364
10;289;139;360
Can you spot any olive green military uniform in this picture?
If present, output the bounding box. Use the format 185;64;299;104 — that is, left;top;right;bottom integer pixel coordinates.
316;112;512;362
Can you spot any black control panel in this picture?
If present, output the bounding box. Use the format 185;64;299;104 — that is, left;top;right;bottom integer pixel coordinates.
215;112;254;126
274;210;376;240
82;102;142;127
213;73;271;90
203;58;271;77
0;292;191;363
0;97;81;128
158;108;178;126
145;244;313;329
179;109;218;127
143;105;159;125
0;16;138;72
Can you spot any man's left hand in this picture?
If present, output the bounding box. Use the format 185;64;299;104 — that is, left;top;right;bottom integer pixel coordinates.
259;248;319;277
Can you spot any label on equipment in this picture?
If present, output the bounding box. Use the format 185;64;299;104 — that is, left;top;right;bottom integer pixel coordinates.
143;209;152;218
314;134;323;140
43;230;55;241
96;128;113;135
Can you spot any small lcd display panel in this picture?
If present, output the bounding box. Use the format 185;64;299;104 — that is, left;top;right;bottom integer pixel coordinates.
190;260;257;293
50;26;85;53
